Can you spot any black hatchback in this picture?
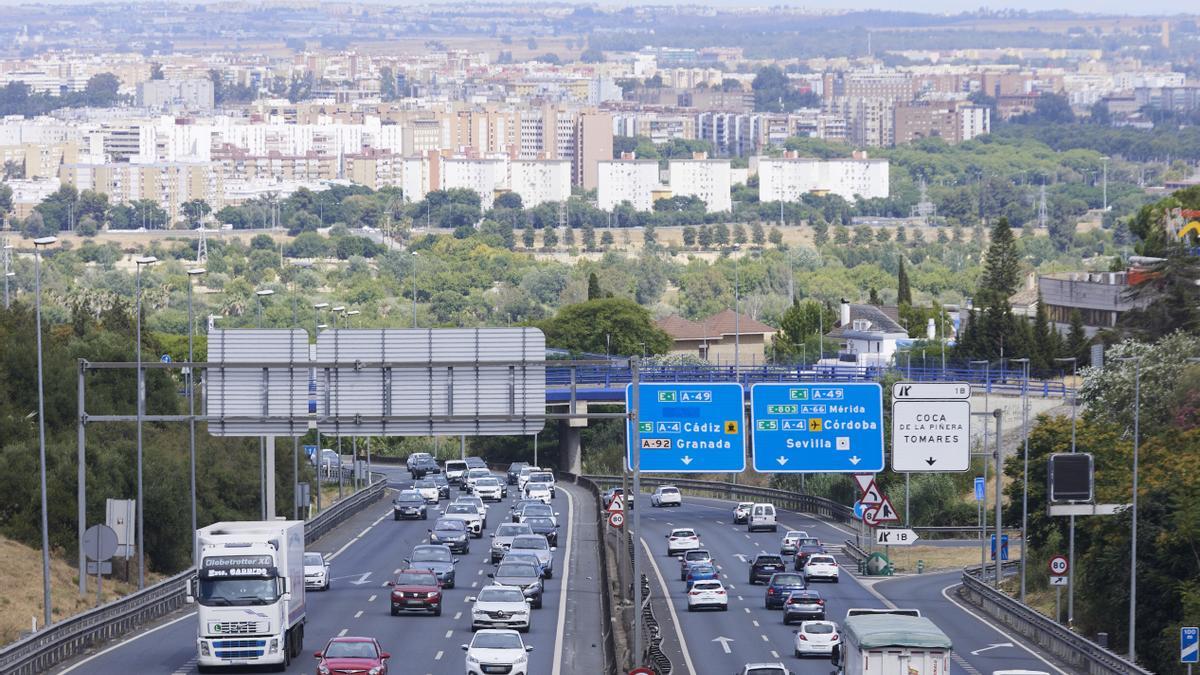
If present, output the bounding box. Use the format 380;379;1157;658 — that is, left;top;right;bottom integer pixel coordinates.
793;544;828;571
749;554;787;585
764;572;807;609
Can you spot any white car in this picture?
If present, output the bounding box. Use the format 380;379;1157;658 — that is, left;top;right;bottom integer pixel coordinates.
473;476;506;502
524;483;553;504
748;503;778;532
468;585;532;632
802;554;839;583
793;620;840;657
462;629;532;675
443;503;485;537
414;479;441;504
526;471;556;498
455;495;490;525
686;579;728;611
465;468;493;493
666;528;701;556
733;501;754;524
517;466;541;492
303;551;330;591
650;486;682;507
781;530;808;555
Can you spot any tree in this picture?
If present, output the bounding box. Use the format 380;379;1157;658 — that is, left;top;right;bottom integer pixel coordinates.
600;230;614;249
537;297;672;357
181;199;211;228
980;217;1021;301
897;257;912;306
579;48;605;63
768;227;783;247
494;192;523;210
751;222;765;247
771;299;835;362
563;225;575;248
812;221;829;246
581;224;596;251
522;223;536;249
642;222;657;248
541;227;558;250
587;272;603;300
868;287;882;305
83;73;120;107
733;223;748;245
1117;249;1200;340
697;225;713;248
712;223;730;246
682;226;697;247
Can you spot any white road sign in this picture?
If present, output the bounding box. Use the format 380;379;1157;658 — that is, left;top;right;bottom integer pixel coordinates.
1049;576;1069;586
853;474;876;494
874;528;920;546
892;399;971;472
892;382;971;400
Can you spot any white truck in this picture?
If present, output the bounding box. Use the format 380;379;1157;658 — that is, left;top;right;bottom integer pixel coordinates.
189;521;307;672
831;614;953;675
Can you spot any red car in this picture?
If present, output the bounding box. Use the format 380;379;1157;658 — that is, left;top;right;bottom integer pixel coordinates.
315;637;391;675
388;568;444;616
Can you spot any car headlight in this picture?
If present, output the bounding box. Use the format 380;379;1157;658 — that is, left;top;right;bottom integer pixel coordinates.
426;591;439;598
465;653;480;665
515;653;528;665
317;665;330;675
200;641;211;656
369;667;383;675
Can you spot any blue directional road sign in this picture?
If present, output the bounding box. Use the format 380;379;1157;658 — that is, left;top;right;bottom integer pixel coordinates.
975;477;986;501
626;383;745;473
750;383;883;473
304;445;318;464
991;534;1010;561
1183;626;1199;664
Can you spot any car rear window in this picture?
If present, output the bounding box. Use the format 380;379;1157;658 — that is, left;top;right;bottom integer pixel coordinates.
672;530;696;537
756;556;784;565
693;581;721;591
771;573;804;585
802;622;835;634
662;487;679;493
809;556;836;565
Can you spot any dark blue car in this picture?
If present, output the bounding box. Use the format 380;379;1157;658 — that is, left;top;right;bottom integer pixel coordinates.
763;572;806;609
684;562;719;590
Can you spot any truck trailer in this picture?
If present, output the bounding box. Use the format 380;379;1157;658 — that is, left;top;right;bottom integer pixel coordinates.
832;614;953;675
189;521;306;672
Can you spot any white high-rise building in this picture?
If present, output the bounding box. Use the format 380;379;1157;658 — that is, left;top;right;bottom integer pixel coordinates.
668;155;732;212
753;153;889;202
597;159;660;211
442;157;508;209
509;160;571;208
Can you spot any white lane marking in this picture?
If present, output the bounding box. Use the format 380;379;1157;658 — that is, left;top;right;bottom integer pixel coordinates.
770;650;780;659
752;619;759;627
338;628;348;637
641;537;698;675
727;584;735;590
394;568;402;575
760;634;769;642
454;611;463;620
329;508;393;562
171;656;197;675
444;629;454;638
471;581;478;588
550;485;576;675
354;610;363;618
743;607;751;614
939;582;1070;675
478;569;484;575
435;650;444;660
737;596;744;601
368;594;377;602
59;611;197;674
464;596;472;603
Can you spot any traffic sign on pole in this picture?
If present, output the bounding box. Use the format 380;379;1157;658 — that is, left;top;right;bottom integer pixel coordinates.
750;383;883;472
891;382;970;400
607;495;625;514
891;399;971;471
853;474;875;494
625;383;745;472
974;476;986;502
863;496;900;526
1049;555;1069;576
1049;576;1068;586
608;512;625;528
859;480;883;506
1182;626;1199;664
874;528;919;546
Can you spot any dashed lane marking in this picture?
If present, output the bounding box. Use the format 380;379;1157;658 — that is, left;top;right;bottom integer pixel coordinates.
368;594;376;602
444;630;453;638
354;610;363;618
338;628;348;637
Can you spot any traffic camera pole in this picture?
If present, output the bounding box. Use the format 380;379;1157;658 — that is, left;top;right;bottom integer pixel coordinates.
630;359;643;666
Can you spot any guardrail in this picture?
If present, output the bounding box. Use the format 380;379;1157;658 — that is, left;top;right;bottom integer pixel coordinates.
638;568;671;674
842;539;868;564
584;475;855;524
0;472;390;675
959;565;1152;675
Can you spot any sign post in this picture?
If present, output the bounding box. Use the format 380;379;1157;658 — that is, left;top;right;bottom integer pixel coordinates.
625;383;745;472
750;383;883;472
1049;554;1069;622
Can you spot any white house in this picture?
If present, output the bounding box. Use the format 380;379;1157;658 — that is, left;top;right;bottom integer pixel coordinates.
823;301;909;367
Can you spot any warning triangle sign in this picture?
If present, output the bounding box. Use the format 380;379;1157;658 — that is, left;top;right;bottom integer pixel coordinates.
871;495;900;524
853;474;875;494
607;495;625;513
860;480;883;506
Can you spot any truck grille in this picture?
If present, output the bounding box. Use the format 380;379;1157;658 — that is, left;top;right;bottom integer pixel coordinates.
212;638;266;659
211;621;267;635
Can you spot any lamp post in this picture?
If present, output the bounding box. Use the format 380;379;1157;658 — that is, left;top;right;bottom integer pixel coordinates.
970;359;991;574
1054;356;1078;625
186;268;205;561
134;255;157;590
312;303;328;515
734;253;740;374
255;288;274;519
331;306;346;500
1116;355;1141;663
1011;357;1031;603
3;242;13;308
1101;156;1109;211
255;288;274;328
410;252;419;328
33;236;56;625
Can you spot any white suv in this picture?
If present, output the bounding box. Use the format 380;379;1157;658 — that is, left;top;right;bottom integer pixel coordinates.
802;554;839;583
748;503;778;532
666;528;701;556
650;486;682;507
686;579;728;611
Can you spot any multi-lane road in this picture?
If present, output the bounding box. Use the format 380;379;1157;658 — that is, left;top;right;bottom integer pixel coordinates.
633;494;1068;675
53;465;605;675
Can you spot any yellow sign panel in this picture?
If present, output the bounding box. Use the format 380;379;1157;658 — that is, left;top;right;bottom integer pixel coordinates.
809;418;823;432
724;420;739;434
1181;220;1200;238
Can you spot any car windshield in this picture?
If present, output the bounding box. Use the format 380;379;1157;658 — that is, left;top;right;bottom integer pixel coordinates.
786;531;804;538
398;493;423;503
395;572;437;586
323;640;378;659
496;525;529;537
446;462;467;471
809;556;836;565
478;588;525;603
530;473;552;482
772;574;804;586
496;564;539;578
446;505;476;515
746;669;787;675
197;578;280;606
304;553;324;566
526;517;554;528
472;632;523;650
469;469;490;478
511;536;547;550
435;520;466;532
802;622;835;634
477;477;499;486
412;547;451;562
415;481;435;489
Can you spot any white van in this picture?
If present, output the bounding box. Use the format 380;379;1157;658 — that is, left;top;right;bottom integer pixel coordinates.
748;503;777;532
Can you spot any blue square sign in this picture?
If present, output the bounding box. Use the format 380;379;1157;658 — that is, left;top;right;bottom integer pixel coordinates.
975;477;986;502
626;383;745;473
1183;626;1199;663
750;383;883;472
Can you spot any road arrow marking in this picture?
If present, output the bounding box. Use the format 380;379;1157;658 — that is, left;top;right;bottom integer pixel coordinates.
712;636;734;654
681;456;693;465
776;456;788;466
970;642;1013;655
349;572;372;586
849;456;862;465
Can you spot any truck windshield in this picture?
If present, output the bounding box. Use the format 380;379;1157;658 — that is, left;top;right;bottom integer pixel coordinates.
198;578;280;606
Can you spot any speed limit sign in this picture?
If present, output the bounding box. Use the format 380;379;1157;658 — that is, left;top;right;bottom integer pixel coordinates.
1049;554;1069;576
609;512;625;528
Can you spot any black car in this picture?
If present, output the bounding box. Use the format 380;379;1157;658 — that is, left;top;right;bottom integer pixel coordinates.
431;474;451;499
428;518;470;554
749;554;787;585
410;456;441;479
404;544;459;588
464;456;488;470
489;561;544;609
523;516;558;547
393;491;428;520
506;462;529;486
793;544;828;571
782;590;825;623
764;572;807;609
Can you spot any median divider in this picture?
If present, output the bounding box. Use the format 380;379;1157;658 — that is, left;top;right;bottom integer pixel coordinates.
0;472;390;675
560;472;619;675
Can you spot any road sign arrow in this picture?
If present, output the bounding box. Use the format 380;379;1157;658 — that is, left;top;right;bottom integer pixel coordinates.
681;456;693;465
925;457;937;466
859;481;883;506
848;456;862;465
776;456;788;466
969;642;1013;655
712;636;734;654
349;572;373;586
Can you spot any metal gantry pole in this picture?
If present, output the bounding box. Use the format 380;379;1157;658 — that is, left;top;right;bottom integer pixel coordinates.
187;268;204;555
134;255;156;590
630;359;643;665
1129;358;1141;663
33;237;55;625
1013;357;1030;603
993;409;1003;589
1056;356;1078;625
3;242;12;308
77;360;86;595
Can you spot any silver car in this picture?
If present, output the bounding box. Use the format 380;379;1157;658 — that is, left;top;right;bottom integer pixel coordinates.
490;523;534;564
508;534;555;579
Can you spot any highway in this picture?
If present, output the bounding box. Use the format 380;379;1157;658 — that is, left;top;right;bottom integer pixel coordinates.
633;493;1066;675
53;466;605;675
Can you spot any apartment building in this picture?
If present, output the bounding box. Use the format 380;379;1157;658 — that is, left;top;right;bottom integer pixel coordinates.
598;157;661;211
509;160;571;208
136;78;215;111
442;157;508;209
753;152;889;202
893;102;990;145
668;154;732;212
60;161;222;222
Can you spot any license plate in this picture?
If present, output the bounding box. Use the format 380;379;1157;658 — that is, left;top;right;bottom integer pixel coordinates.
407;600;425;606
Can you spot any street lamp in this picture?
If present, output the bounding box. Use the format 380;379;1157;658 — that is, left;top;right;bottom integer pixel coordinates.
733;253;740;374
186;268;205;563
1054;356;1078;625
133;255;157;590
254;288;274;520
1115;355;1141;663
3;242;13;309
33;236;56;626
255;288;274;328
410;252;419;328
1011;357;1031;603
312;303;329;515
970;359;991;572
330;306;346;499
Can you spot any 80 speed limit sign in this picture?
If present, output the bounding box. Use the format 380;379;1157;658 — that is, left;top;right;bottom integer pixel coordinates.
609;512;625;528
1049;554;1069;575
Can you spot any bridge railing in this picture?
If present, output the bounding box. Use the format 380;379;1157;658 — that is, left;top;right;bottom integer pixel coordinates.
0;472;390;675
959;565;1152;675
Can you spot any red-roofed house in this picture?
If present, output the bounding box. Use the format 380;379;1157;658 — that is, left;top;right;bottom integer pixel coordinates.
654;309;777;366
